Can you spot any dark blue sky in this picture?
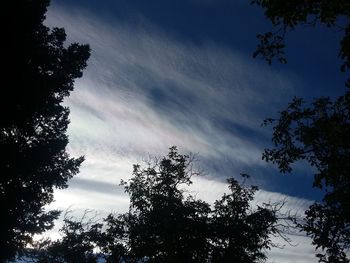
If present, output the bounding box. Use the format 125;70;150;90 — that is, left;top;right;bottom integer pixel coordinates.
58;0;347;97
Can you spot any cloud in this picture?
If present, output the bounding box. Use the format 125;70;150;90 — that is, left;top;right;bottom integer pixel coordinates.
44;4;318;262
46;4;299;173
268;234;318;263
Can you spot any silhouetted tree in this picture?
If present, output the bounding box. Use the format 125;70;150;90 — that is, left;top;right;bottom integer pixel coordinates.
99;213;129;263
30;148;287;262
1;0;90;261
262;96;350;263
113;147;284;263
252;0;350;86
32;211;102;263
121;147;211;262
252;1;350;262
210;175;280;263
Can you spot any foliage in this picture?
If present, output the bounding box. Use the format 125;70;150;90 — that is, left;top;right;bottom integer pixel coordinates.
32;211;102;263
251;0;350;86
210;176;279;263
116;147;283;263
121;146;211;262
30;147;287;262
99;213;129;263
1;0;90;261
262;94;350;262
252;1;350;261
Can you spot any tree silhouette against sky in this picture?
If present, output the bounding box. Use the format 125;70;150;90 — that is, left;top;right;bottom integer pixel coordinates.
253;1;350;262
29;147;287;263
115;147;285;263
1;0;90;261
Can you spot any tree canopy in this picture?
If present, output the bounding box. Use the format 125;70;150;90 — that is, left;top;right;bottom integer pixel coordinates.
32;211;103;263
31;147;286;263
1;0;90;261
262;95;350;263
252;1;350;262
121;147;211;262
210;176;279;263
113;147;284;263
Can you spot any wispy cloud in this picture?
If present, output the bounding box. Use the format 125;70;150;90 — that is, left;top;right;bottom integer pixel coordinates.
45;4;317;262
46;4;299;174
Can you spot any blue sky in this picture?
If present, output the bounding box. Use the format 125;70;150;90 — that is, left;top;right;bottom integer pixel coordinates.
43;0;347;261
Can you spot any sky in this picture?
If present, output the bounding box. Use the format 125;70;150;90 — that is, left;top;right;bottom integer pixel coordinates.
42;0;347;262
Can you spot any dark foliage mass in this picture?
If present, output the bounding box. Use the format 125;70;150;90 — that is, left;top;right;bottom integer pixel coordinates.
32;211;103;263
252;1;350;262
1;0;90;261
31;147;286;263
262;95;350;263
210;176;278;263
121;147;212;263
